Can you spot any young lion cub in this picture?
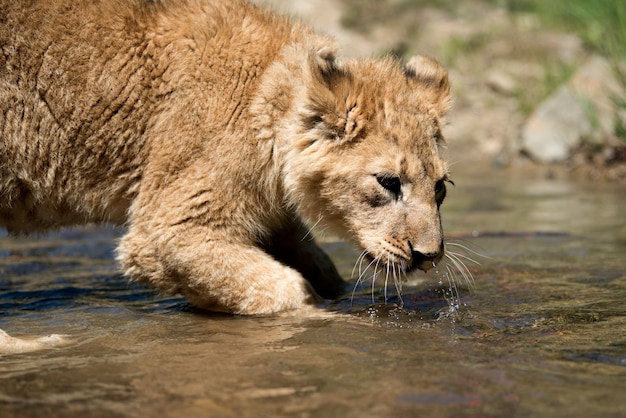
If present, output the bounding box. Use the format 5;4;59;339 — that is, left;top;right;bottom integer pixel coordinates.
0;0;452;314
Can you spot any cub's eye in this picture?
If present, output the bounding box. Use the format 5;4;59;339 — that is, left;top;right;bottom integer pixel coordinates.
435;179;445;195
375;173;402;197
435;178;452;205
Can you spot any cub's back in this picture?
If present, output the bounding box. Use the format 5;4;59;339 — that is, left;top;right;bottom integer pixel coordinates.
0;0;306;233
0;0;156;231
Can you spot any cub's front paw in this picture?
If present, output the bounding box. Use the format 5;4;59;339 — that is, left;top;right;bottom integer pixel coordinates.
183;267;323;316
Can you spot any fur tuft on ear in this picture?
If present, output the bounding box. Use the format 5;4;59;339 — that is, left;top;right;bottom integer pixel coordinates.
302;48;363;142
314;46;337;69
306;47;344;93
404;55;451;117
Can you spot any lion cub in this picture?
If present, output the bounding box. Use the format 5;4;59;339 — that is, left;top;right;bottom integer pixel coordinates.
0;0;452;314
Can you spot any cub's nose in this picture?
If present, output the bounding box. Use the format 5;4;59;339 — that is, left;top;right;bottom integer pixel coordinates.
410;242;444;272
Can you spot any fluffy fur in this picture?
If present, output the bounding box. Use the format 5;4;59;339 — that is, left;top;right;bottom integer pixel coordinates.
0;0;452;314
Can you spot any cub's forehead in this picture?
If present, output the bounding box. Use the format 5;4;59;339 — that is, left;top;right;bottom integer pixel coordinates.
403;144;448;180
368;132;448;181
350;58;450;178
377;99;443;152
373;104;448;179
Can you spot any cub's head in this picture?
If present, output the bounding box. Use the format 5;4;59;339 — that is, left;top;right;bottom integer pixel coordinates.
285;51;452;273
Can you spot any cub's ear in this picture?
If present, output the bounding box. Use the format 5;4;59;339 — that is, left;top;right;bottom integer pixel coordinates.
404;55;451;117
307;46;340;84
304;46;344;105
302;48;361;142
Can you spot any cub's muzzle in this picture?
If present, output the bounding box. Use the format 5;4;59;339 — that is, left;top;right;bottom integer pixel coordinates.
409;242;444;272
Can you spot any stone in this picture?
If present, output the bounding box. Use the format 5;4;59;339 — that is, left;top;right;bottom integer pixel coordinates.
520;55;624;163
486;70;517;95
520;86;591;162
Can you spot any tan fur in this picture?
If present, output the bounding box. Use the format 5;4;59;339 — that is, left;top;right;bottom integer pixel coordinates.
0;0;452;314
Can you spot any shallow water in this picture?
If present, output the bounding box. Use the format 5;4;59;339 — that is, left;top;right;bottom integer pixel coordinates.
1;165;625;417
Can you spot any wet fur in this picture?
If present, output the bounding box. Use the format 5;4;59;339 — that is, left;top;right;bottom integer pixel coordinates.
0;0;451;314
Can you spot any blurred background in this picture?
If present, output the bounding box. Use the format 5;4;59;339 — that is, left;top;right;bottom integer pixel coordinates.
259;0;626;181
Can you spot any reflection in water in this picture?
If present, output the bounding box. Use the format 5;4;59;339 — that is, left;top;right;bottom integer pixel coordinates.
1;168;625;417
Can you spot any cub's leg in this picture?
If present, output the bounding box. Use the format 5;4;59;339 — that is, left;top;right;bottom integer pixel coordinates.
117;225;322;315
263;220;347;299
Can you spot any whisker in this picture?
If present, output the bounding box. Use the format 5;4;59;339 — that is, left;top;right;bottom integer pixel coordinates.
350;251;368;306
445;247;483;266
384;255;391;303
447;256;469;290
350;250;368;284
393;262;404;308
445;264;461;310
372;257;381;304
434;262;461;317
301;216;324;242
445;240;491;260
448;254;472;276
351;252;382;306
445;252;476;291
371;256;382;305
383;257;388;303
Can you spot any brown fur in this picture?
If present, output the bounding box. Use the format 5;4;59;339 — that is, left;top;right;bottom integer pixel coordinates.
0;0;452;314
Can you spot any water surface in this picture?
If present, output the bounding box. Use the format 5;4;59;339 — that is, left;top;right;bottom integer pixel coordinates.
1;165;625;417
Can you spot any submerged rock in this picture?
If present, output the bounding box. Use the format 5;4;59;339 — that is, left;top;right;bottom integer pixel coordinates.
520;55;624;163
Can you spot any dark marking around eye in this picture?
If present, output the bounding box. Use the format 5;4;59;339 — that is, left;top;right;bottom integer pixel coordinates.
364;190;390;208
375;173;402;198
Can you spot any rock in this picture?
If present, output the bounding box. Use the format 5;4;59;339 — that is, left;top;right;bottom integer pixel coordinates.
520;55;624;163
520;86;591;162
486;70;517;95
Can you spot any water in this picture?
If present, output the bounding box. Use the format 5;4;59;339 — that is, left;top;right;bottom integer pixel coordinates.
1;164;625;417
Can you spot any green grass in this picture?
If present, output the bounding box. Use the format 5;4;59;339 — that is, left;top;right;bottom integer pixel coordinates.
440;33;490;66
495;0;626;61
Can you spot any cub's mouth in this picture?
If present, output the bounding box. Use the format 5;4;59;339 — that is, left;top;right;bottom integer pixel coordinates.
362;242;445;275
407;253;444;273
408;242;445;273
